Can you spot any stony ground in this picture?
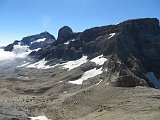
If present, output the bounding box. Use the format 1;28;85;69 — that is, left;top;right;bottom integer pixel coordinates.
0;67;160;120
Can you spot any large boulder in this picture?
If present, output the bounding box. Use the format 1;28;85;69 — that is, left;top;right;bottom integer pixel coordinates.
57;26;74;43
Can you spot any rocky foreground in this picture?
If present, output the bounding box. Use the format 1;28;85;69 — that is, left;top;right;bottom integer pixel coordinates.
0;18;160;120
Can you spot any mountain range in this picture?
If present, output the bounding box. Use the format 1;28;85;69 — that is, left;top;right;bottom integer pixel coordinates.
0;18;160;120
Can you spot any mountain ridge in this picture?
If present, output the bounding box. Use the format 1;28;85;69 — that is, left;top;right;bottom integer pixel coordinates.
0;18;160;120
27;18;160;88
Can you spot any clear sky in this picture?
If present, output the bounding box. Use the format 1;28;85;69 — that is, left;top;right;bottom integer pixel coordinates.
0;0;160;45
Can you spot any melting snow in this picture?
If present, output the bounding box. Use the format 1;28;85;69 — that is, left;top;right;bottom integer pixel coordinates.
29;116;51;120
90;55;107;66
108;33;115;39
34;48;41;51
64;39;75;45
61;56;88;71
96;79;103;85
17;62;30;67
27;59;55;69
147;72;160;89
31;38;46;44
36;38;46;42
69;67;103;84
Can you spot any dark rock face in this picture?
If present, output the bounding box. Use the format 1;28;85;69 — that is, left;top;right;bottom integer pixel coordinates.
30;18;160;88
21;31;55;46
4;31;55;51
57;26;74;43
4;44;14;51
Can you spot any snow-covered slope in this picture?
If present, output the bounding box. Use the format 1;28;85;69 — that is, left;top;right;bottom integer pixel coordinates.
69;67;103;84
29;116;51;120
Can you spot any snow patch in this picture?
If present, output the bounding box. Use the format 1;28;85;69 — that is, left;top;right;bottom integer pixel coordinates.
31;38;46;44
61;56;88;71
90;55;107;66
36;38;46;42
29;116;51;120
26;59;56;69
64;39;75;45
108;33;115;39
69;67;103;84
96;79;103;85
34;48;41;51
17;62;30;67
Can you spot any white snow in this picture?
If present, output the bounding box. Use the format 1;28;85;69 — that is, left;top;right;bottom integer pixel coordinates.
61;56;88;71
90;55;107;66
69;67;103;84
108;33;115;39
29;116;51;120
34;48;41;51
64;39;75;45
27;59;49;69
147;72;160;89
26;59;57;69
31;38;46;44
17;62;30;67
36;38;46;42
96;79;103;85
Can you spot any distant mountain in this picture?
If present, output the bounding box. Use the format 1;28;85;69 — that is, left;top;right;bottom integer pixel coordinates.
4;31;55;52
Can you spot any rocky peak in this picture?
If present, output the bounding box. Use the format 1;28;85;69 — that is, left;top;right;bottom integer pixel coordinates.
118;18;160;34
39;31;55;39
57;26;74;43
21;31;55;46
4;31;56;51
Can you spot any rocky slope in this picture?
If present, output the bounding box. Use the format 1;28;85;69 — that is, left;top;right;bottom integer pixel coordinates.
0;18;160;120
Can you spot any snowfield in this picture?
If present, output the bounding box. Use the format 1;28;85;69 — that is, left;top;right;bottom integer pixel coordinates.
31;38;46;44
69;67;103;84
108;33;115;39
61;56;88;71
90;55;107;65
36;38;46;42
17;62;30;67
64;39;75;44
26;59;56;69
29;116;51;120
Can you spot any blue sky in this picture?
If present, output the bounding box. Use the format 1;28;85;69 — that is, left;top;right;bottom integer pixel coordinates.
0;0;160;45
